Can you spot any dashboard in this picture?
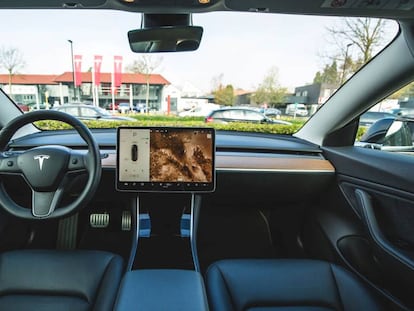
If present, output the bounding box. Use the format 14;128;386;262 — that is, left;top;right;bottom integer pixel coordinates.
8;128;335;204
2;127;336;272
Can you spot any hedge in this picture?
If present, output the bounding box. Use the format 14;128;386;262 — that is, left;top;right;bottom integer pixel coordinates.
34;115;367;139
34;118;302;135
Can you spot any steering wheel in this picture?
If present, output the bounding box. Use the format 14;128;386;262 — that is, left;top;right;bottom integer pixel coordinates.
0;110;101;219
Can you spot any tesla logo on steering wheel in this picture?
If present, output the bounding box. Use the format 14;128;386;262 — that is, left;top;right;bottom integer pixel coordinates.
34;155;50;170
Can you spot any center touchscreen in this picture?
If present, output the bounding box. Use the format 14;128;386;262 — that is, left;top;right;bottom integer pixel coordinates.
116;127;215;192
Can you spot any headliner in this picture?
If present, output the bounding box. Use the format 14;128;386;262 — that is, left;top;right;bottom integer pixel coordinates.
1;0;413;19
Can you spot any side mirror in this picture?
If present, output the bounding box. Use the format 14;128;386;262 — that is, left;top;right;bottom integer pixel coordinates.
359;117;414;151
360;117;395;143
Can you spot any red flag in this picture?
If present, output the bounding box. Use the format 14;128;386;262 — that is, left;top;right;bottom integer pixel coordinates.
94;55;103;86
113;55;123;88
74;55;82;87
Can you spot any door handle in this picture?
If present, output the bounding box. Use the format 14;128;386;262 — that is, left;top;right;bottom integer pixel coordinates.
355;189;414;270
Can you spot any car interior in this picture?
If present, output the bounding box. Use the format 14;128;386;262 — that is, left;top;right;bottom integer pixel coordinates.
0;1;414;311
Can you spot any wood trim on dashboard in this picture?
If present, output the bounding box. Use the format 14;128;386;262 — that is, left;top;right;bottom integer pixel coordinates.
216;155;334;172
102;153;335;172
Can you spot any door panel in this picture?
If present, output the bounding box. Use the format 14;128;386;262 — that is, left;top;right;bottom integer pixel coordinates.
322;146;414;309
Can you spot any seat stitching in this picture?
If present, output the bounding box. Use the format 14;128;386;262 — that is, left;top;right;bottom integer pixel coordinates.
329;264;344;311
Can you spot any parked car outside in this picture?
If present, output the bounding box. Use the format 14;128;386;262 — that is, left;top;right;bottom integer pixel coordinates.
17;103;29;112
179;103;220;117
285;104;308;117
54;104;136;121
105;103;119;111
205;107;291;125
118;102;132;114
260;108;282;118
134;103;148;113
285;104;308;116
27;102;48;110
390;107;414;118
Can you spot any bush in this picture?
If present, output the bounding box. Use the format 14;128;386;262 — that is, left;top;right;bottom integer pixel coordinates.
35;118;303;135
356;126;367;141
209;122;302;134
35;117;367;139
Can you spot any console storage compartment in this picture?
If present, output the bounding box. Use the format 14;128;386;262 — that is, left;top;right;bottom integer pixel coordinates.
114;269;209;311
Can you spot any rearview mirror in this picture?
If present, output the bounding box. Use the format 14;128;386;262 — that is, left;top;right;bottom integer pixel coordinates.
128;26;203;53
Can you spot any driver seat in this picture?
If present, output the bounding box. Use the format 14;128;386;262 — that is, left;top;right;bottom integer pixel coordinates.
0;249;123;311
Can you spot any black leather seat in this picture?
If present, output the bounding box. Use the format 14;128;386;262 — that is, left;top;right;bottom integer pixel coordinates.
0;249;123;311
206;259;384;311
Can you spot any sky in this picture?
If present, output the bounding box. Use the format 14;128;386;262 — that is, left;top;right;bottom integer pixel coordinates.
0;9;399;93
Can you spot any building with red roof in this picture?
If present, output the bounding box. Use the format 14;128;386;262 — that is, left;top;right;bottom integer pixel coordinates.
0;72;170;110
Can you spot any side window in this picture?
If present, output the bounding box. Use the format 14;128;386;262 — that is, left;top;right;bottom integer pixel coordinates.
213;111;224;118
245;110;263;121
229;109;244;120
356;85;414;152
64;107;79;116
220;111;231;118
81;107;98;117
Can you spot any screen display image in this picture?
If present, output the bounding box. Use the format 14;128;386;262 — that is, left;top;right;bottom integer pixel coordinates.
117;127;215;192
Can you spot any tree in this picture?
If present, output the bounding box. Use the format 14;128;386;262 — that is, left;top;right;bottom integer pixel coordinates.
0;46;25;97
313;60;340;85
389;82;414;100
329;18;386;64
126;55;163;113
214;84;234;106
251;67;287;108
325;18;387;78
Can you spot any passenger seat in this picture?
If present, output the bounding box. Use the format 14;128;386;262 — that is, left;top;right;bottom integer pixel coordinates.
206;259;385;311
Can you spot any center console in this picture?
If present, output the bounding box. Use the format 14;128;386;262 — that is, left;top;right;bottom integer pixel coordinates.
114;127;215;310
114;269;209;311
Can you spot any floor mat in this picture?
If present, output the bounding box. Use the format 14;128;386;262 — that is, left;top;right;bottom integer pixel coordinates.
197;205;276;273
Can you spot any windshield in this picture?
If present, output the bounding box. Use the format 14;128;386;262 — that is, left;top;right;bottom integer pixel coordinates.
0;10;398;134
